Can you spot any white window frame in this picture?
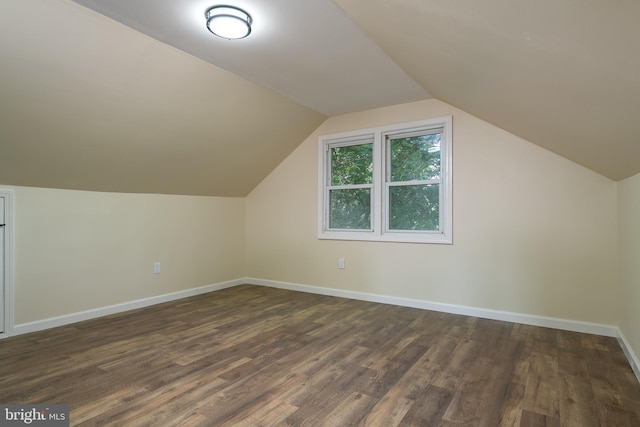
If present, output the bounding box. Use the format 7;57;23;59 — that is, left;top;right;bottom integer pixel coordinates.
318;116;452;244
323;134;375;233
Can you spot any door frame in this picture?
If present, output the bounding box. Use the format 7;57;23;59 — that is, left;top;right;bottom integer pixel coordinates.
0;189;14;338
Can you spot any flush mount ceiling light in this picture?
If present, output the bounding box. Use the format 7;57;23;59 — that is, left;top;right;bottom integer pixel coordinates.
205;5;252;40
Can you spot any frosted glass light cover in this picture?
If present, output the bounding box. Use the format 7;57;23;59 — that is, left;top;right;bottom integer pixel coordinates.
206;6;252;40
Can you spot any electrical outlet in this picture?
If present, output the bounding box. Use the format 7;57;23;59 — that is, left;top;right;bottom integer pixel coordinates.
338;258;345;269
153;262;161;274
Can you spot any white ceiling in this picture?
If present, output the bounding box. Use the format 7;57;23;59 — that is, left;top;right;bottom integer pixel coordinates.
71;0;430;116
1;0;639;197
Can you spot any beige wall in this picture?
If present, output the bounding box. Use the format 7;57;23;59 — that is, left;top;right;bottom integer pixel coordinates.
618;173;640;360
8;186;245;324
2;99;628;338
246;99;619;325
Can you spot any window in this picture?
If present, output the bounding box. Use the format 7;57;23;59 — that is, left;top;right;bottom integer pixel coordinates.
318;116;452;244
327;135;374;230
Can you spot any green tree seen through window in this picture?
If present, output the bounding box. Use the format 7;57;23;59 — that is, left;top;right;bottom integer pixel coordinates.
388;133;441;231
329;143;373;229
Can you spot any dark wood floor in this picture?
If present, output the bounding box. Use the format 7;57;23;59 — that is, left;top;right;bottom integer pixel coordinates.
1;285;639;426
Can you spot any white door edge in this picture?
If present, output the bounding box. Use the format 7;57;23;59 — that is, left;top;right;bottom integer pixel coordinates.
0;189;15;337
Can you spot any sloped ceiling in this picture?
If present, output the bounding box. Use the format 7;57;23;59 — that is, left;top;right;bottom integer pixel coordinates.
334;0;640;181
0;0;328;197
1;0;639;198
70;0;430;117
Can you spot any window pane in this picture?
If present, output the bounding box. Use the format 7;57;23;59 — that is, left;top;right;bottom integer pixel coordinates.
329;188;371;229
389;184;439;231
331;144;373;185
389;133;441;182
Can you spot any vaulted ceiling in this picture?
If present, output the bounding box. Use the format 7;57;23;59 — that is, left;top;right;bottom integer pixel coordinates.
335;0;640;182
1;0;638;196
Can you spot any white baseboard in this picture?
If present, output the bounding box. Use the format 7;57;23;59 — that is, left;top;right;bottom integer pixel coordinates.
13;279;244;336
247;278;640;383
9;278;620;338
245;278;619;337
247;278;640;382
9;276;640;385
618;332;640;384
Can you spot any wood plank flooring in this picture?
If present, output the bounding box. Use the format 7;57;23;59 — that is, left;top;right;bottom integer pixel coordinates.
1;285;639;426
